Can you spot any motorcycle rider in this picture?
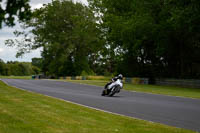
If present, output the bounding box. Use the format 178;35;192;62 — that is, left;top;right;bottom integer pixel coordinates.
104;74;123;91
111;74;123;82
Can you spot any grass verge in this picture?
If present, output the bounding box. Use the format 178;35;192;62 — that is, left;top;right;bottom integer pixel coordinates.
0;81;195;133
62;80;200;99
0;76;31;79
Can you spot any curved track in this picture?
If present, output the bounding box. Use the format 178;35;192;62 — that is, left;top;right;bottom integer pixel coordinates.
2;79;200;132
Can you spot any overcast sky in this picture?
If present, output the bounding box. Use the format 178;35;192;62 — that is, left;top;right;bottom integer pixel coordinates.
0;0;88;62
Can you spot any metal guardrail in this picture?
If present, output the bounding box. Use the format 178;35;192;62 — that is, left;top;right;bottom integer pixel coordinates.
155;79;200;88
57;76;149;85
32;75;200;88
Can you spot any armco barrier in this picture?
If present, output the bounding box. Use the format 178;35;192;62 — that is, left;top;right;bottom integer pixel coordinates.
71;76;76;80
125;77;149;85
132;78;140;84
76;76;82;80
58;76;199;87
155;79;200;88
86;76;111;80
66;76;71;80
82;76;86;80
124;77;132;83
59;76;149;85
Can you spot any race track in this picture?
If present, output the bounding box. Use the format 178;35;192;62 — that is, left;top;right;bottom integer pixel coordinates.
2;79;200;132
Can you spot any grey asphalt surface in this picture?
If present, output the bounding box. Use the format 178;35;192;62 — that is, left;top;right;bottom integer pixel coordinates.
2;79;200;132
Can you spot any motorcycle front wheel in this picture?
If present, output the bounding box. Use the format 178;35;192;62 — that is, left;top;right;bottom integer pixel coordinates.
101;90;107;96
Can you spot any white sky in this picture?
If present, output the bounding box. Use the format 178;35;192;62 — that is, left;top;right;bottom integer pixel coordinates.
0;0;88;62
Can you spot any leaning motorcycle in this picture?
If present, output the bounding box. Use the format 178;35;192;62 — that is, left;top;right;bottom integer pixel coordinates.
101;78;123;97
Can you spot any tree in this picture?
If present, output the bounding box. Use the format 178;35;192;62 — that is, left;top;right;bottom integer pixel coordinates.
0;0;31;28
32;58;42;69
6;0;103;76
88;0;161;76
6;0;200;78
88;0;200;78
0;59;6;75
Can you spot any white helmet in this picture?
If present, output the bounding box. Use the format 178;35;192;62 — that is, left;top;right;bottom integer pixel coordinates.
118;74;123;79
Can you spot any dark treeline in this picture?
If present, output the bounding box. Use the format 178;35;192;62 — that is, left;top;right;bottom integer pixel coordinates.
0;59;40;76
5;0;200;79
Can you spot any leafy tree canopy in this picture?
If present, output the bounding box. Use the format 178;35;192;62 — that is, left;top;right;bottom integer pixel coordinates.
6;0;103;76
88;0;200;78
0;0;31;28
5;0;200;78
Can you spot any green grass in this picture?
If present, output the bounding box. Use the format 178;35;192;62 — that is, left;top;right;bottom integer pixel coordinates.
0;76;31;79
62;80;200;99
0;81;195;133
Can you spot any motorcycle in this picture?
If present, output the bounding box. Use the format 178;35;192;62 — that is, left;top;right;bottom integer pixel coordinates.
101;78;123;97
